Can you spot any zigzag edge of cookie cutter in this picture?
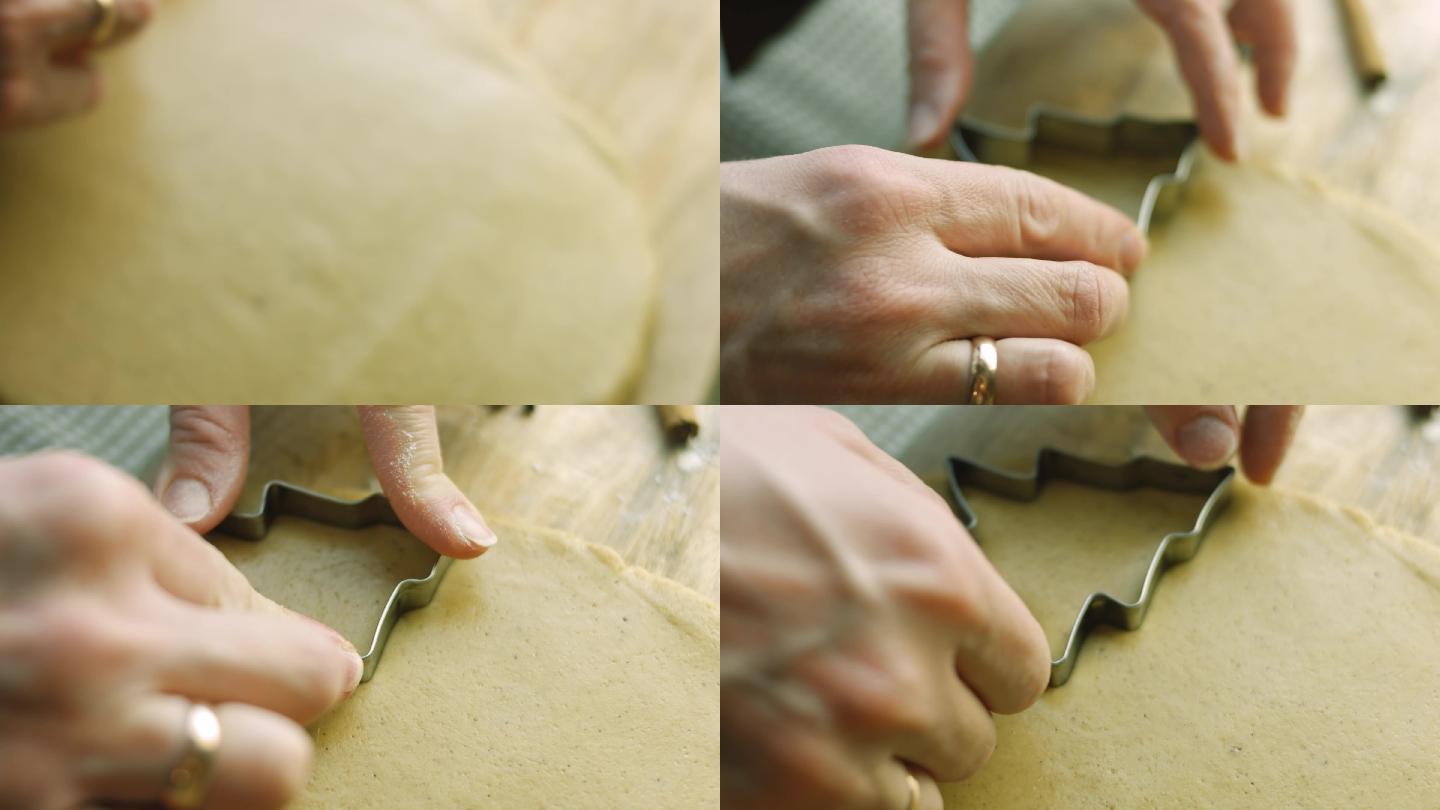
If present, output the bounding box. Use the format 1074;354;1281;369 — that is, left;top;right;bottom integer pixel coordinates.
946;450;1234;688
217;481;455;683
949;104;1201;234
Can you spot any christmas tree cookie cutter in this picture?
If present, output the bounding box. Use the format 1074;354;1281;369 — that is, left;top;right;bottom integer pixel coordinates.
950;106;1200;234
946;450;1234;687
218;481;454;683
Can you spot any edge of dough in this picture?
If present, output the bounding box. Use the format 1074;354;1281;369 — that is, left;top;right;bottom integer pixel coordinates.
491;516;719;642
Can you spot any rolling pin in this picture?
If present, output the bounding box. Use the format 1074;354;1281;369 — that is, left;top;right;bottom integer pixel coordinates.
657;406;700;444
1338;0;1386;89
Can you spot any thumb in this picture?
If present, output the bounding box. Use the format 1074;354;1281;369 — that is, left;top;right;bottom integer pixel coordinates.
153;406;250;533
357;406;496;559
906;0;971;151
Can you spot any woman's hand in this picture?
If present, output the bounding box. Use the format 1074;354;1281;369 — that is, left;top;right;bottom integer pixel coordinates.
905;0;1295;158
152;406;496;559
722;145;1144;403
0;452;361;809
721;407;1049;809
1136;0;1295;159
1145;405;1304;483
0;0;154;130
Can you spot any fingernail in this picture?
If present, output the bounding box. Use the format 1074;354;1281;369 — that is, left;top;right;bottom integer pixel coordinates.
1176;415;1238;469
907;102;939;149
161;477;211;524
1120;229;1148;272
451;504;497;550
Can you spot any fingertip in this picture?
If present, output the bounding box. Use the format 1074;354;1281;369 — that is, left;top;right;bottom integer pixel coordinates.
995;339;1094;405
1120;228;1148;274
1202;121;1240;162
447;502;498;558
906;101;943;152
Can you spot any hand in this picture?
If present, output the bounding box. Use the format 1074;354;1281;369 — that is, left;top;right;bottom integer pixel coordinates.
0;452;361;809
1137;0;1296;159
721;145;1145;403
1145;405;1304;483
904;0;1296;159
0;0;154;130
721;407;1049;809
152;406;496;558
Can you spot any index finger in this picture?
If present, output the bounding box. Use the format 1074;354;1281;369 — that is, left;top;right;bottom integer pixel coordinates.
923;162;1148;276
1143;0;1245;160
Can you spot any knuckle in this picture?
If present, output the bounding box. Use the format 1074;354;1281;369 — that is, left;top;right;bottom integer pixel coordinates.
1011;170;1062;247
1;452;139;556
169;407;244;453
1062;262;1113;343
954;716;998;780
22;600;141;698
245;720;313;809
809;145;925;237
767;728;864;808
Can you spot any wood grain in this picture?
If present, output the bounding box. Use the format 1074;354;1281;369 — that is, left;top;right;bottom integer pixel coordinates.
1247;0;1440;234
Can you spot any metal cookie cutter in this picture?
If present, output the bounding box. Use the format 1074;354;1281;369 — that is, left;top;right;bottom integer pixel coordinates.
946;450;1234;687
950;106;1200;234
218;481;454;683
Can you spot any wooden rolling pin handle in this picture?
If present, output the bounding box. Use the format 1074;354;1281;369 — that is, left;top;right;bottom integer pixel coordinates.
1339;0;1387;89
657;406;699;444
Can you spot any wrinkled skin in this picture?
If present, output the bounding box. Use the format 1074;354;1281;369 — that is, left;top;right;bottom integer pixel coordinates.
721;407;1050;809
0;452;359;810
722;146;1146;404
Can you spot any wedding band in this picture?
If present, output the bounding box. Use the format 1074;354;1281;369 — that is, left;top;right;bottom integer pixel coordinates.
967;336;998;405
90;0;119;46
904;772;922;810
162;703;221;810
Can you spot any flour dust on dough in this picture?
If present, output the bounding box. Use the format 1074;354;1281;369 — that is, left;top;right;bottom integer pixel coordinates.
963;0;1440;403
0;0;656;402
941;483;1440;807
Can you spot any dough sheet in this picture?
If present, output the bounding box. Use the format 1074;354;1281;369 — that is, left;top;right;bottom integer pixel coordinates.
964;0;1440;403
212;515;718;809
0;0;657;402
941;483;1440;807
206;409;719;807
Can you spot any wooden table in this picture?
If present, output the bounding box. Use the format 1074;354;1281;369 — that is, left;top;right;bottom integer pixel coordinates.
1249;0;1440;236
240;406;719;601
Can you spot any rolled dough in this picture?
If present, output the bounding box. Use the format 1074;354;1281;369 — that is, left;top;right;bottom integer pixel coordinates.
0;0;657;403
940;482;1440;806
964;0;1440;403
201;407;719;807
211;517;719;809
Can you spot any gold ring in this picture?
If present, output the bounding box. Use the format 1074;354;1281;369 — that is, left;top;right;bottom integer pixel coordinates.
162;703;221;810
90;0;119;46
967;336;997;405
904;772;922;810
